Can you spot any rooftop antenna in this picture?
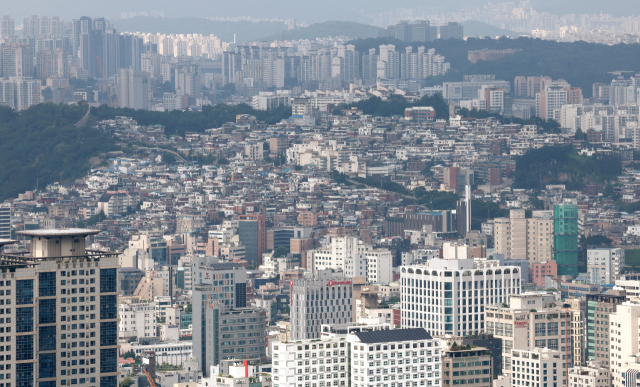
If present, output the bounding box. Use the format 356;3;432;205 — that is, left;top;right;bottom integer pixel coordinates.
233;34;236;44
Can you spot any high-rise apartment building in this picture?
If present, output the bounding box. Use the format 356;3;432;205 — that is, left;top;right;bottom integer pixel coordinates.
609;301;640;387
0;228;120;387
536;83;569;120
36;48;70;79
586;289;626;367
116;68;149;110
493;209;554;263
554;204;579;276
0;16;14;38
290;269;353;340
439;22;464;40
587;248;625;285
238;213;266;266
1;45;33;78
400;256;521;336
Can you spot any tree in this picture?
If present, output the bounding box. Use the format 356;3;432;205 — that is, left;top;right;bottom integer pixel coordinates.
185;303;192;313
387;296;400;304
273;246;289;258
415;138;423;145
120;377;133;387
122;350;136;359
87;211;107;226
218;157;230;165
574;128;587;140
162;153;177;164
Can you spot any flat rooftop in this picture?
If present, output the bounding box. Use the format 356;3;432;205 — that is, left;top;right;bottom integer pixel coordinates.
18;229;100;237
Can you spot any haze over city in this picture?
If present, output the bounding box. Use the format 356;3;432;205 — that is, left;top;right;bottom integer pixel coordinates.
2;2;640;387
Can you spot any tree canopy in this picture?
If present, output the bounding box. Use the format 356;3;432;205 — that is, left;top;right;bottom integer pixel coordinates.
0;103;117;201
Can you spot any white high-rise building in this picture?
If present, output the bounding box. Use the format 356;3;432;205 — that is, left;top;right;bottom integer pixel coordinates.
610;301;640;387
0;16;14;38
271;320;442;387
400;256;521;336
493;209;554;263
117;68;149;110
510;348;567;387
587;248;625;285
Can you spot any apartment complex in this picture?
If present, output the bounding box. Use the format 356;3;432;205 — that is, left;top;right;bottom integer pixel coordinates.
493;209;554;263
400;256;522;336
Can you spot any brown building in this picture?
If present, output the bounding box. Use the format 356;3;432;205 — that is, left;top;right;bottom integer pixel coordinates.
270;136;289;155
442;347;493;387
297;211;318;227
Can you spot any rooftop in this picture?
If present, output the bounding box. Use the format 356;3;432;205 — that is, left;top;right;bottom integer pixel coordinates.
18;228;100;237
353;328;432;344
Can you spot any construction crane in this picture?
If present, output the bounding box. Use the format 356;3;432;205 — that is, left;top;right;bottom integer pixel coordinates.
33;61;50;106
96;55;114;107
59;72;72;104
144;370;156;387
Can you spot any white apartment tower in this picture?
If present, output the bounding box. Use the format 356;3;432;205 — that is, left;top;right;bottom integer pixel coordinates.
493;209;553;263
587;248;625;285
400;257;521;336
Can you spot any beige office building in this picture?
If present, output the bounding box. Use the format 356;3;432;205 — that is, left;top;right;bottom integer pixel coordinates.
485;293;572;374
493;209;553;263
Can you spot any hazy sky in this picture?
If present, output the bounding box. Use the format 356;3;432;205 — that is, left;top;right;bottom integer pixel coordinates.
5;0;638;24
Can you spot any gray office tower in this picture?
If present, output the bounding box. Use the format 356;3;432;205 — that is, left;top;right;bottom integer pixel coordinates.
201;305;267;375
0;229;120;387
290;269;353;340
192;256;248;373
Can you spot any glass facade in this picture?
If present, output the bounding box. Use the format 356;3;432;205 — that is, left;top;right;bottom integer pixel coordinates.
38;272;56;297
39;326;56;351
38;353;56;378
17;307;34;332
100;295;117;319
100;322;117;346
100;269;117;293
38;299;56;324
16;363;34;387
16;279;34;305
16;334;34;360
99;349;117;373
100;375;117;387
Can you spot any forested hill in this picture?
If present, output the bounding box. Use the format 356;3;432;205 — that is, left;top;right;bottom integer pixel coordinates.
0;103;117;200
347;37;640;97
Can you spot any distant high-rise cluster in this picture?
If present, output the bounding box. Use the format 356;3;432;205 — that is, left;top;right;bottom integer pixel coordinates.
378;20;463;41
